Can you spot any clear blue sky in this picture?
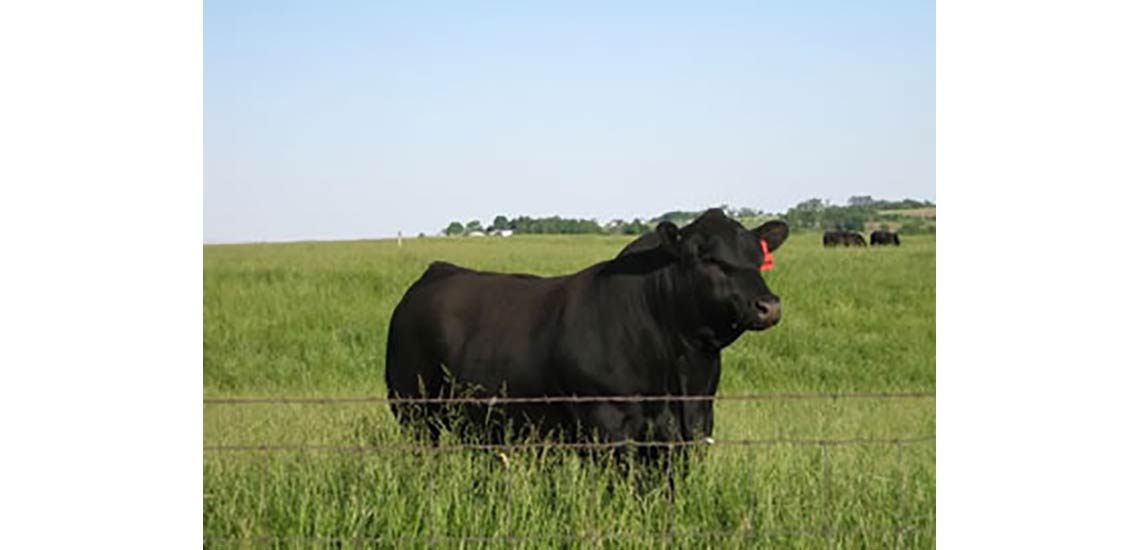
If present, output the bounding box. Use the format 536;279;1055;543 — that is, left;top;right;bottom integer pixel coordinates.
205;0;933;243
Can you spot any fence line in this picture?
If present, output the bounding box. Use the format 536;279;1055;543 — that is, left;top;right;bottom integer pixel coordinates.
203;395;936;545
204;435;934;454
204;391;935;405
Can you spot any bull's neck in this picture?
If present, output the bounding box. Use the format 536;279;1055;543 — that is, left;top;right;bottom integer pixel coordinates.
590;252;742;355
638;262;741;355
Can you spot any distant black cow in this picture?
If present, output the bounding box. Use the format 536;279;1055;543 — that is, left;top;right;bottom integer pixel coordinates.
823;230;867;247
385;209;788;460
870;230;901;246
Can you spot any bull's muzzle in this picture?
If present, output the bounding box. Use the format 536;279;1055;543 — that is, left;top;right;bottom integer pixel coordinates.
753;298;782;329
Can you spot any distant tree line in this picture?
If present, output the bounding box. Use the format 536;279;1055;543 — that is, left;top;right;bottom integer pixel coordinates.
444;215;609;236
784;197;935;233
441;197;933;236
444;215;658;236
509;216;604;234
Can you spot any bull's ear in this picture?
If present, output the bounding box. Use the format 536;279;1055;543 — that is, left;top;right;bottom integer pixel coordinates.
655;221;682;257
753;221;789;252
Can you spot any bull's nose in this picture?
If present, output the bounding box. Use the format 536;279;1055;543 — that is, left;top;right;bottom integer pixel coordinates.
754;299;782;326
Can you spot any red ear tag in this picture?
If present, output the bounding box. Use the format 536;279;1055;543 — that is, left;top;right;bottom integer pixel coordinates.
760;239;774;272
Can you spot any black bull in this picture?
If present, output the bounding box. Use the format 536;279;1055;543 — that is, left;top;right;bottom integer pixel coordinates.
823;230;867;247
870;230;901;246
385;210;788;460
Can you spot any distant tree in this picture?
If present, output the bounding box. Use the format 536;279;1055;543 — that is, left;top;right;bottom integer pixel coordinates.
623;218;650;235
445;221;464;236
491;215;510;231
465;220;483;234
820;205;869;232
655;210;696;224
848;195;876;207
796;198;827;211
784;198;827;230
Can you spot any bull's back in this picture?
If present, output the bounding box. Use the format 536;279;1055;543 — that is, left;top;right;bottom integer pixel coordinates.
385;262;565;398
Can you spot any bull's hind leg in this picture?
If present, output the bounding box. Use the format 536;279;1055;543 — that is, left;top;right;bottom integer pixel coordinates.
633;445;688;500
386;353;450;445
388;388;444;445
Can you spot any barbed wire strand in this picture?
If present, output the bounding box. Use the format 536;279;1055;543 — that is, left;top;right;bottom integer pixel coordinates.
204;391;935;405
204;435;934;454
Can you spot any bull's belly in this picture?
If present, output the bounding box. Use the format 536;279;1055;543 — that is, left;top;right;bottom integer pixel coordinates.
441;343;713;443
444;400;709;444
580;402;707;442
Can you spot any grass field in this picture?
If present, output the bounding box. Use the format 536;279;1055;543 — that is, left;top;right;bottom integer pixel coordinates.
204;233;935;548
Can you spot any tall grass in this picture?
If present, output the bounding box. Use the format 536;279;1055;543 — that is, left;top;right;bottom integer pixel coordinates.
204;233;935;547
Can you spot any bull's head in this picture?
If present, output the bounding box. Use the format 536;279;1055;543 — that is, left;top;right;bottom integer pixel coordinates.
653;210;788;332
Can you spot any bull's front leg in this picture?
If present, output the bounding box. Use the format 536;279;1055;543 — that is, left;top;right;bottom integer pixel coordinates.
584;403;681;494
678;352;721;442
568;402;644;467
581;402;643;443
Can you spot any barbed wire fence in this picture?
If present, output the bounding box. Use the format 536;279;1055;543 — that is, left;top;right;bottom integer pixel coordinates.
204;392;935;547
204;390;935;405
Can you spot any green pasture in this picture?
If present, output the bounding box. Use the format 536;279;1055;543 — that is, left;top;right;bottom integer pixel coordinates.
204;233;935;548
